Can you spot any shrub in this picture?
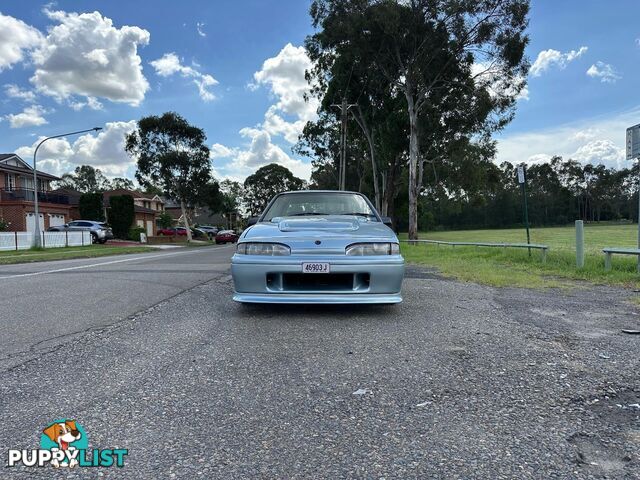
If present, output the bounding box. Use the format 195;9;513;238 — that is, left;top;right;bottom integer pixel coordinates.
0;218;9;231
157;211;174;228
108;195;135;239
79;192;105;221
128;226;146;242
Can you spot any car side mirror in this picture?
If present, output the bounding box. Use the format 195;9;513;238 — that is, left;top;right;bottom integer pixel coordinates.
381;216;393;228
246;217;259;227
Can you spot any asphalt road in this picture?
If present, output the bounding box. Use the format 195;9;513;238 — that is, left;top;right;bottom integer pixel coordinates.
1;247;639;479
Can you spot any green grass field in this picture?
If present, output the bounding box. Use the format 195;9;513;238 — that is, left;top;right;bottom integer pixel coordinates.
400;223;640;288
0;244;154;265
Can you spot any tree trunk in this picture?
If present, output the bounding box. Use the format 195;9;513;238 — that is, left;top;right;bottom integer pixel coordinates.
383;154;401;225
180;199;193;242
352;107;380;212
406;93;419;240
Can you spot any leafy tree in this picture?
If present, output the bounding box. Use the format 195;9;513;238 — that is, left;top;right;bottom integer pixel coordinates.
78;192;105;221
307;0;530;238
126;112;211;242
198;181;224;215
157;211;174;228
111;177;135;190
143;185;164;196
55;165;111;192
108;195;135;239
243;164;306;216
219;180;243;214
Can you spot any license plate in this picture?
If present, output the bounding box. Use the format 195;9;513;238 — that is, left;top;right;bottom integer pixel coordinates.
302;262;330;274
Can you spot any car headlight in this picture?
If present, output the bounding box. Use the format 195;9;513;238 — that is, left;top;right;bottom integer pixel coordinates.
236;242;290;256
345;242;400;256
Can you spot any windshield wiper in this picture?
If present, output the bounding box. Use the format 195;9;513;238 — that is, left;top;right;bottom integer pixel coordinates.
339;212;375;217
288;212;329;216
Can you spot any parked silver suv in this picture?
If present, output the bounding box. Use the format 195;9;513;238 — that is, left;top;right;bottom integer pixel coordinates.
47;220;114;244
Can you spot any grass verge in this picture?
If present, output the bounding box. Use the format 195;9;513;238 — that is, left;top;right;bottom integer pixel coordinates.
400;224;640;289
0;245;155;265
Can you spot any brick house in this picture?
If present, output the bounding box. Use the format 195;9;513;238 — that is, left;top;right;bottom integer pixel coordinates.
103;189;165;236
0;154;72;232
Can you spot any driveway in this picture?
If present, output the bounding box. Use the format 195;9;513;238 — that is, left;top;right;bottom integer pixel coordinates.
0;251;638;479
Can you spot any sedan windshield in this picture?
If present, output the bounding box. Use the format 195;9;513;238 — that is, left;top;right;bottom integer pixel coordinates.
262;192;377;221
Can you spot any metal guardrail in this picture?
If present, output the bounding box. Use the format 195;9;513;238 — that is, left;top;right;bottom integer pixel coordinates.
402;239;549;263
602;247;640;272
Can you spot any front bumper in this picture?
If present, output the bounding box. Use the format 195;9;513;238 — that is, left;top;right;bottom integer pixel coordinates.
231;254;404;304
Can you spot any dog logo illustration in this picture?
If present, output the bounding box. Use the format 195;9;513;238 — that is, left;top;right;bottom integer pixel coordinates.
41;420;85;468
6;419;127;469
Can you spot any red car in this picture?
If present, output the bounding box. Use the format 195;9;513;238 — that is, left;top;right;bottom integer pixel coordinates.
215;230;239;244
157;227;186;236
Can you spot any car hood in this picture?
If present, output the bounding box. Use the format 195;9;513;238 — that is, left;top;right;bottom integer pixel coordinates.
240;216;398;252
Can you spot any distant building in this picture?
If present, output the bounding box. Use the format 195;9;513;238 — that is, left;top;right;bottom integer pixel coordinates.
0;154;73;232
102;189;165;237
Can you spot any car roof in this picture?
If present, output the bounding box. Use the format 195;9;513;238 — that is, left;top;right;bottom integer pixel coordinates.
278;190;361;195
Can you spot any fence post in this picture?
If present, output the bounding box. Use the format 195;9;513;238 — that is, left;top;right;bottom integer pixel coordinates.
42;231;45;248
81;231;84;247
15;231;18;251
575;220;584;268
65;230;68;247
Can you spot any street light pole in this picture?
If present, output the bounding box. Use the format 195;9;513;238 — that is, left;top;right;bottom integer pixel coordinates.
32;127;102;247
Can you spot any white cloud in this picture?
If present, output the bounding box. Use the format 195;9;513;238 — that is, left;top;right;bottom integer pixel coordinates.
150;52;218;101
636;38;640;47
496;108;639;170
573;139;624;165
196;22;206;38
4;84;36;102
0;13;43;71
15;120;137;177
4;105;48;128
530;46;588;76
31;9;150;106
251;43;319;143
212;129;312;181
208;44;316;182
263;106;308;143
210;143;236;159
586;61;621;83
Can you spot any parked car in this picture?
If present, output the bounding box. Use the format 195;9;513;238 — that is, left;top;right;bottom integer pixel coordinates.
215;230;239;244
231;190;404;304
157;226;205;238
47;220;114;244
196;225;219;239
157;227;184;236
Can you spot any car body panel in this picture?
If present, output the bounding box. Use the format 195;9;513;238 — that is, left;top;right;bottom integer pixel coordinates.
47;220;113;242
231;191;404;304
216;230;239;243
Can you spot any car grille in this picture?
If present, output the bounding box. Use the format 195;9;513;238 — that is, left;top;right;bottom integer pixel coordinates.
267;273;370;292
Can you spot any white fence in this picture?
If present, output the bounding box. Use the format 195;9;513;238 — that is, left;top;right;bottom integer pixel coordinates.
0;231;92;251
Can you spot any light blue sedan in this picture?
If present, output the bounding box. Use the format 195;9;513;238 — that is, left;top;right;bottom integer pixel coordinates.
231;190;404;304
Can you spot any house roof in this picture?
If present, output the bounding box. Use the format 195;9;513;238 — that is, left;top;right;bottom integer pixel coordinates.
134;205;158;214
0;154;60;180
103;188;164;202
49;188;82;204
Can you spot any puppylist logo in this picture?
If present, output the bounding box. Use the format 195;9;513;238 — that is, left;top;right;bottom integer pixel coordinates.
7;419;128;469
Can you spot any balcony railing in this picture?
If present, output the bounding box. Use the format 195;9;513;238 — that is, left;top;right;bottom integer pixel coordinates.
0;188;70;205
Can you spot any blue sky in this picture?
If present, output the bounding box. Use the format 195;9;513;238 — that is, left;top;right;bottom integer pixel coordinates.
0;0;639;183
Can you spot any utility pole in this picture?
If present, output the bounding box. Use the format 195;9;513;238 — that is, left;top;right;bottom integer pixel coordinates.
331;98;357;190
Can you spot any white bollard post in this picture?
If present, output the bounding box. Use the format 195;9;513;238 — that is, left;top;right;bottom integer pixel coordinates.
575;220;584;269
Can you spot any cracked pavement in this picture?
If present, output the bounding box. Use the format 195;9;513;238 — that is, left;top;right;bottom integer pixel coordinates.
0;249;639;479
